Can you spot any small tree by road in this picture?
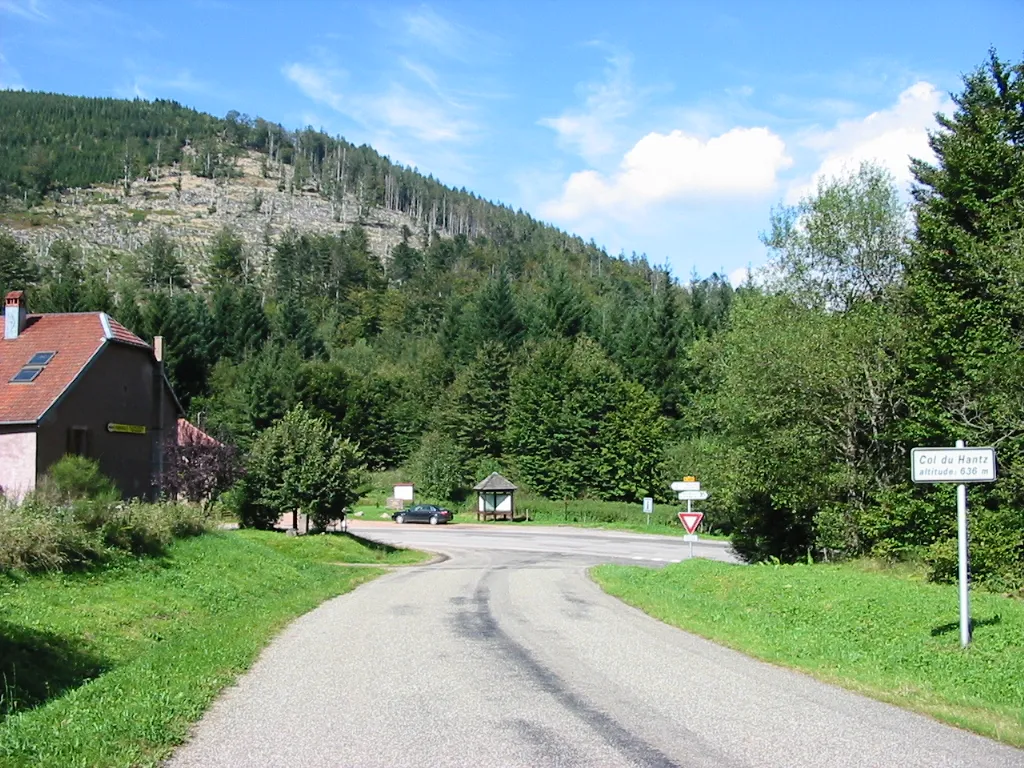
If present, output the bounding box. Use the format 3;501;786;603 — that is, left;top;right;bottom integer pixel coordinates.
239;405;363;530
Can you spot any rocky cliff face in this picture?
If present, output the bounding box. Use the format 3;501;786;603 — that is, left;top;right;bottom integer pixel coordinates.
2;151;421;281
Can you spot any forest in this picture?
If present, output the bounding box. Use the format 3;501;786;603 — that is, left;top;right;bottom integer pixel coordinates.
0;52;1021;590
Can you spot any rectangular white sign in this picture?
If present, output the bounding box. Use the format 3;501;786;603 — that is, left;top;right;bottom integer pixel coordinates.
677;490;709;500
642;497;653;514
911;447;997;483
671;481;701;492
683;534;699;542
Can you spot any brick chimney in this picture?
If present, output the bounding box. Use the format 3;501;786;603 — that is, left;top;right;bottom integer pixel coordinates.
4;291;27;340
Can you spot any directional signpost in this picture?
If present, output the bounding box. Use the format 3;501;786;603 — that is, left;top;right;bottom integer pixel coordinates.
911;441;997;648
671;477;707;558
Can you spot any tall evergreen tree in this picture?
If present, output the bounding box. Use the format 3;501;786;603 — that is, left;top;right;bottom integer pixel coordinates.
207;226;247;284
435;341;513;461
475;269;525;349
538;265;589;339
0;231;38;298
138;230;189;291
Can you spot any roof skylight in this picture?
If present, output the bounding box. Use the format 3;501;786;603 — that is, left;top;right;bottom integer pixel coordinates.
11;368;42;383
27;351;55;366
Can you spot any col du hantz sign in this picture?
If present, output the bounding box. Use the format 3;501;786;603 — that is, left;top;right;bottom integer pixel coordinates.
911;447;996;484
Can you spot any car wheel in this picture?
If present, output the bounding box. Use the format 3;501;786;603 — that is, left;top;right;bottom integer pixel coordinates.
396;514;405;524
430;515;439;525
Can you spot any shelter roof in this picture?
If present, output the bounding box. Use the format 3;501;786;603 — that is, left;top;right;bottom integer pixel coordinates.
472;472;518;492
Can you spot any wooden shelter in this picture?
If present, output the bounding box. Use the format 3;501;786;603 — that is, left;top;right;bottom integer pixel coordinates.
473;472;518;521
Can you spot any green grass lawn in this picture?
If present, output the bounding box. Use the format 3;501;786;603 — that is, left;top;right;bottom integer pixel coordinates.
592;559;1024;747
0;530;409;767
234;529;430;565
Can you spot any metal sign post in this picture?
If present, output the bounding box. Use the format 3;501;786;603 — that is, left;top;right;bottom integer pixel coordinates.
911;440;997;648
642;496;653;526
672;477;708;559
956;470;970;648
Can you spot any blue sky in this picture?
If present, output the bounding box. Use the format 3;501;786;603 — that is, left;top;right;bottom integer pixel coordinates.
1;0;1022;283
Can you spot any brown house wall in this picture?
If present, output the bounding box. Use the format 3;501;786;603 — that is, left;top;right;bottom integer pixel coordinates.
35;343;178;498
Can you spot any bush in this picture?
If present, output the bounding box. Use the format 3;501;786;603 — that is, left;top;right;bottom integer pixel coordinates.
0;498;99;572
161;432;242;506
0;494;210;575
43;456;118;502
926;504;1024;594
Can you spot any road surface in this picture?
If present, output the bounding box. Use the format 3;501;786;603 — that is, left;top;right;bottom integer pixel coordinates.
168;524;1023;768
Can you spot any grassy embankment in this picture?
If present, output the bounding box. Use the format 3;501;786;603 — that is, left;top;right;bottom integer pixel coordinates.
593;558;1024;746
0;530;424;767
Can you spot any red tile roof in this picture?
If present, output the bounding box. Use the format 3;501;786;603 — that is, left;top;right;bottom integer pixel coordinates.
177;418;223;448
0;312;151;424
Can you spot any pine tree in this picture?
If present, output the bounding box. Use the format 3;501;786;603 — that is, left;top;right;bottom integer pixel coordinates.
539;265;589;339
138;230;189;291
474;269;525;349
0;231;38;298
207;226;246;284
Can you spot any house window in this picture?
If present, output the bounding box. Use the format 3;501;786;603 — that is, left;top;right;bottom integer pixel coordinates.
67;427;90;458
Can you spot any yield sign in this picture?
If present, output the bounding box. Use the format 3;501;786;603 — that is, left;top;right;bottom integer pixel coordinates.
678;511;703;534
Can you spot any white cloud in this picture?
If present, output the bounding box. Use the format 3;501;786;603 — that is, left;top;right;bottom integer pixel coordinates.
539;53;636;163
728;266;751;288
786;81;951;202
283;61;474;144
0;0;48;21
403;6;460;54
283;62;346;112
541;126;792;221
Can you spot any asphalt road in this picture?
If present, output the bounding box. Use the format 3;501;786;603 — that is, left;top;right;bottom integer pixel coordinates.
168;525;1023;768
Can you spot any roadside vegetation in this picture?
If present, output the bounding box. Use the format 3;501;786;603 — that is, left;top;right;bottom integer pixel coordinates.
592;559;1024;747
0;532;390;767
0;457;424;766
0;456;208;574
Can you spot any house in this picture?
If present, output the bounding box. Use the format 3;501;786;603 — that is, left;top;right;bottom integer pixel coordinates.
0;290;181;501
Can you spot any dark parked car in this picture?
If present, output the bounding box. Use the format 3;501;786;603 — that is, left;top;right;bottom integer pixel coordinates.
393;504;452;525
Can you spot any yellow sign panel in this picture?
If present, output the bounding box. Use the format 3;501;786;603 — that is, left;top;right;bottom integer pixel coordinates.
683;476;696;482
107;423;147;435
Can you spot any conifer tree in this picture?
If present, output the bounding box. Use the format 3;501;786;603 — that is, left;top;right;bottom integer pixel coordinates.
474;269;525;349
0;231;38;298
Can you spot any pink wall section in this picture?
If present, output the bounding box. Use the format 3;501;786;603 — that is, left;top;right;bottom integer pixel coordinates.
0;430;36;501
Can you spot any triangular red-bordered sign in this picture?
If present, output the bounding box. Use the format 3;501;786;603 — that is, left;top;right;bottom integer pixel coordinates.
678;511;703;534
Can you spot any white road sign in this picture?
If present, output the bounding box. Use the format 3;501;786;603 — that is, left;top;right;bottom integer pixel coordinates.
911;447;997;483
677;490;709;501
671;481;701;492
682;534;699;542
642;497;653;514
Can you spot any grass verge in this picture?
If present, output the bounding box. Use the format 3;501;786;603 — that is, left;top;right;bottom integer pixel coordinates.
592;559;1024;747
234;529;431;565
0;530;400;767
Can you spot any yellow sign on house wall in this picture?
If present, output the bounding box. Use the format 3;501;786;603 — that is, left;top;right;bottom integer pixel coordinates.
106;423;147;435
